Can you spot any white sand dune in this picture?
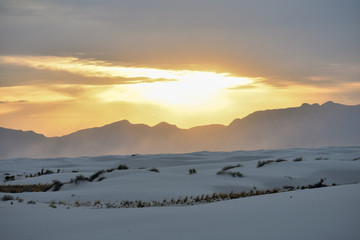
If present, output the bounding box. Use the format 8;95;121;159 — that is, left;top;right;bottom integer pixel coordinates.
1;146;360;239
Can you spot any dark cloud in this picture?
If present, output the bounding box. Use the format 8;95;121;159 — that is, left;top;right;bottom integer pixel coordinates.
0;0;359;87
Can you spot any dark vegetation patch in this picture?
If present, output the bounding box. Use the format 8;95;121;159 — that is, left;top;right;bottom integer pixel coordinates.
63;179;330;209
315;157;329;160
0;184;53;193
54;164;131;190
293;157;303;162
24;169;58;179
217;164;244;177
149;168;160;173
216;171;243;177
118;164;129;170
0;163;131;193
257;160;275;168
353;157;360;161
221;164;243;171
257;158;288;168
188;168;197;174
2;194;14;201
89;170;105;182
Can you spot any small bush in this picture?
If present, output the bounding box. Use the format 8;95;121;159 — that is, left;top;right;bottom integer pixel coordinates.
72;170;79;173
43;169;54;175
0;184;53;193
72;175;89;184
27;200;36;204
149;168;159;173
49;203;57;208
257;160;274;168
75;175;87;181
2;194;14;201
89;170;104;182
221;164;243;171
353;157;360;161
117;164;129;170
51;180;63;191
293;157;303;162
275;158;287;163
188;168;197;174
216;171;243;177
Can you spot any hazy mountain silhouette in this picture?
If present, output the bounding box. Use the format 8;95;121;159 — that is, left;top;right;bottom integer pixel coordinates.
1;101;359;159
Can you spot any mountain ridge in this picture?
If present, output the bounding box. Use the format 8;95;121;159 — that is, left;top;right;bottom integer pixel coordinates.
1;101;359;159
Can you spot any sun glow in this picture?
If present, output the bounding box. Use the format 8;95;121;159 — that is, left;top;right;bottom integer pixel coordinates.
0;55;255;107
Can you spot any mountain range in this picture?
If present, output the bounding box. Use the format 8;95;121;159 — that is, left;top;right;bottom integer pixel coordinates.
1;101;359;159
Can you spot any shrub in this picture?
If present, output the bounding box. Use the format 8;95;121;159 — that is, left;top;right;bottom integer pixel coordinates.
307;178;327;189
221;164;243;171
117;164;129;170
257;160;274;168
2;194;14;201
75;175;87;181
72;175;89;184
49;203;57;208
27;200;36;204
149;168;159;173
353;157;360;161
97;176;106;182
0;184;53;193
89;170;104;182
216;171;243;177
188;168;197;174
51;180;63;191
275;158;287;163
293;157;303;162
43;169;54;175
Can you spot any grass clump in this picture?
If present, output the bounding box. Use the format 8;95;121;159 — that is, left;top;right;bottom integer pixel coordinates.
49;203;57;208
2;194;14;201
89;170;105;182
275;158;287;163
188;168;197;174
221;164;243;171
50;180;64;191
216;171;243;177
149;168;160;173
293;157;303;162
27;200;36;204
257;160;274;168
0;184;53;193
117;164;129;170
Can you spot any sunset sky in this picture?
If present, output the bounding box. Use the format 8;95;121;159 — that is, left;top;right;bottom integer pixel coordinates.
1;0;359;137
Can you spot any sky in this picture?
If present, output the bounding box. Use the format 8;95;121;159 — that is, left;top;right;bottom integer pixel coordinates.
0;0;359;137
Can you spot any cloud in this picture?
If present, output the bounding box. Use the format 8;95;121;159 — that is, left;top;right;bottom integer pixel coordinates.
1;0;359;89
0;100;28;104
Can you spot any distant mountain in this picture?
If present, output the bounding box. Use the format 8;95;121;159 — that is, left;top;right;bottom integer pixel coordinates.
0;101;359;159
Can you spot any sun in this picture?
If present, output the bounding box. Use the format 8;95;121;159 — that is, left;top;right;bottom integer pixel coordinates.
123;70;253;107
